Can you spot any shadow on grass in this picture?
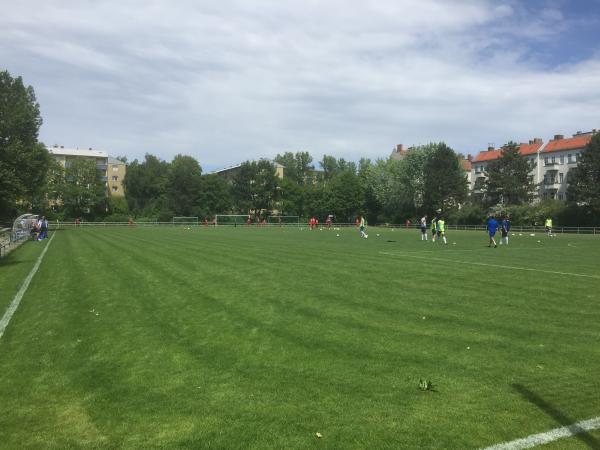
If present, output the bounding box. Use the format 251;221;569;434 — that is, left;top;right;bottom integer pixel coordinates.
512;383;600;449
0;259;25;267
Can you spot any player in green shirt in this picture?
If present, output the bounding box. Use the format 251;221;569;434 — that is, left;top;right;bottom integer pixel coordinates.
359;215;368;239
436;217;448;245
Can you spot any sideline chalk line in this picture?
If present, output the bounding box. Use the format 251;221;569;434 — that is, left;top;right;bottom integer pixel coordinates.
0;233;55;340
481;416;600;449
380;251;600;279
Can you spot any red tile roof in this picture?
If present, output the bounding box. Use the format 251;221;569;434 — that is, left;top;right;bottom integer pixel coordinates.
543;134;592;153
473;149;502;162
473;141;543;163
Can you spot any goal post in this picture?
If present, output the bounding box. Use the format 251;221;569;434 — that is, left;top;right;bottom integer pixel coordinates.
268;215;300;227
172;216;199;226
214;215;251;226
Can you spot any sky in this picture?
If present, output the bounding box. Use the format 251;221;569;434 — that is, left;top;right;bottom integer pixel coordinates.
2;0;600;172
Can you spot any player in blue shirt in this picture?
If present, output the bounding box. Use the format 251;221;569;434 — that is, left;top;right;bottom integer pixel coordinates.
487;214;498;248
500;215;510;246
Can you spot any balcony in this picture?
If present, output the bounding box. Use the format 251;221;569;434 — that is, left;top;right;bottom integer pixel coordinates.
96;164;108;171
542;180;560;190
544;161;558;167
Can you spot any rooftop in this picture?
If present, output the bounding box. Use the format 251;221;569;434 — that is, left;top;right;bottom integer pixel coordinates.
47;146;108;158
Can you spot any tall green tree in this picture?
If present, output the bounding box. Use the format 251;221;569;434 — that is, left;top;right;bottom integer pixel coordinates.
62;159;106;218
123;154;169;215
273;151;314;185
422;142;468;214
485;142;535;205
567;133;600;211
198;174;232;218
166;154;203;216
231;160;279;215
0;71;51;219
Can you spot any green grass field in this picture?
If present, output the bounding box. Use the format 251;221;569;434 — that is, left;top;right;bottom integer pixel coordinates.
1;226;599;449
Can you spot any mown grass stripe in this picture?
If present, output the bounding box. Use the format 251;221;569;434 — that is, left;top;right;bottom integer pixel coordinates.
380;251;600;279
0;233;55;340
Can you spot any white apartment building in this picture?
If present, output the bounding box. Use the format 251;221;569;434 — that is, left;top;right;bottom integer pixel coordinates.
470;131;596;202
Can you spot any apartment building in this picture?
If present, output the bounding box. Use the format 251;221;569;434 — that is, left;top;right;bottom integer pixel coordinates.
47;146;126;197
538;132;593;201
470;131;596;201
107;157;126;197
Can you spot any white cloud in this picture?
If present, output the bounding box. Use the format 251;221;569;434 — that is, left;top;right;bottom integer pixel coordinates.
1;0;599;169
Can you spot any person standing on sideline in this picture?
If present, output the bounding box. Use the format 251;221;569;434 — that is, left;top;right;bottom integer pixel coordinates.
437;217;448;244
359;215;368;238
38;216;48;240
487;214;498;248
430;216;438;242
420;215;428;241
500;216;510;245
545;217;553;236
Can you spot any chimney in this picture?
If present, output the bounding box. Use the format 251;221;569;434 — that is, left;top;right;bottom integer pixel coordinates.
487;143;494;151
467;154;473;162
60;145;64;148
89;147;93;150
554;134;564;141
396;144;404;153
533;138;542;144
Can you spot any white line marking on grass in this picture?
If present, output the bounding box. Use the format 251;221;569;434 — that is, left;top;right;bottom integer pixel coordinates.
481;416;600;449
379;251;600;279
0;234;55;340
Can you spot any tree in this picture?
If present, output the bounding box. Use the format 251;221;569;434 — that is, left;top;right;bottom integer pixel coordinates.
231;160;279;215
422;143;468;214
198;174;232;217
166;154;203;216
0;71;51;219
62;159;106;218
273;151;315;185
123;154;169;215
567;133;600;211
485;142;535;205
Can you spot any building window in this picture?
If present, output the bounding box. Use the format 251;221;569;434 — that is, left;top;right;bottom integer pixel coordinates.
544;156;549;165
568;154;572;163
560;155;564;164
551;156;556;164
112;186;118;192
559;172;564;183
112;166;119;172
112;176;118;181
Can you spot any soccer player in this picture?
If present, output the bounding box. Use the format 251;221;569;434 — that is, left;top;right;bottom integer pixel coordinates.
420;215;428;241
545;217;553;236
431;216;437;242
359;215;368;238
436;217;447;244
500;215;510;245
487;214;498;248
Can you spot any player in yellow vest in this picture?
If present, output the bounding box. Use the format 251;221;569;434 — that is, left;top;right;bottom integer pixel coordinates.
545;217;553;236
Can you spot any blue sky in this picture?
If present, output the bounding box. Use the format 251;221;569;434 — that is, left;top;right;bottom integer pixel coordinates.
1;0;599;171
